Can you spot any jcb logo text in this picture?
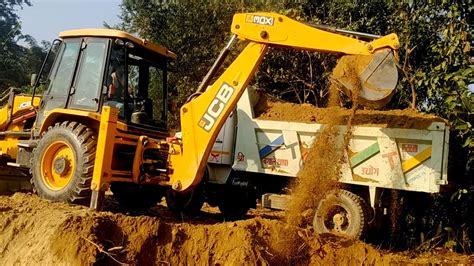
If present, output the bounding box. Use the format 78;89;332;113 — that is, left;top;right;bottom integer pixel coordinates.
18;101;31;109
246;15;274;26
199;83;234;132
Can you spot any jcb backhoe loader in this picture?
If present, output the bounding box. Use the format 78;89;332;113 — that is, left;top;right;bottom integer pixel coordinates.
0;13;399;214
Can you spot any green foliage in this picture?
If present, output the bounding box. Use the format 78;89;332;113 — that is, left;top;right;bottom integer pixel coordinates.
0;0;48;92
0;0;30;90
386;1;473;150
258;1;394;105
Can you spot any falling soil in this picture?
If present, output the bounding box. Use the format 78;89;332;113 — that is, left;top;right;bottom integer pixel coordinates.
1;193;473;265
285;64;361;237
285;118;344;226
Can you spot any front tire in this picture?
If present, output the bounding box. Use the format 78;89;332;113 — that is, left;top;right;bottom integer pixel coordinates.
31;121;96;205
313;189;368;239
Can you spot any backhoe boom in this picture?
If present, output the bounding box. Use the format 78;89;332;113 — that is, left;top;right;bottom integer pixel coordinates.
167;12;400;192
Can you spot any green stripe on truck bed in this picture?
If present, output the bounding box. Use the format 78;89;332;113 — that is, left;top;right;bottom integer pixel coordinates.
350;142;380;168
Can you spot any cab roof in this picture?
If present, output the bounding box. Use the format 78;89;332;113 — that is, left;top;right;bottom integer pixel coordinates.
59;28;177;60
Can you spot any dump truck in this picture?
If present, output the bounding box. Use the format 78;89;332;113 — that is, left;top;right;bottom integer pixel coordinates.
205;88;449;238
0;12;405;238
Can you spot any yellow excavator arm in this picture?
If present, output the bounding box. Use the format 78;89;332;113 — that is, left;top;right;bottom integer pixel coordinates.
166;12;400;192
232;13;399;53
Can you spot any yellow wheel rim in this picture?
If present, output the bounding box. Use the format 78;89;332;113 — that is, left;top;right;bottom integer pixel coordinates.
40;140;76;190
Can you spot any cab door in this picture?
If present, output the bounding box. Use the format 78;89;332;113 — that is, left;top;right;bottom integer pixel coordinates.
35;37;110;132
68;38;109;111
35;38;81;130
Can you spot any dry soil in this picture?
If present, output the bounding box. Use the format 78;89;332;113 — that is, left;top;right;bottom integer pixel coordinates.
254;95;445;130
1;193;473;265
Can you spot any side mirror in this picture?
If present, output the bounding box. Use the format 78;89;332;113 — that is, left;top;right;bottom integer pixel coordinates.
30;74;38;87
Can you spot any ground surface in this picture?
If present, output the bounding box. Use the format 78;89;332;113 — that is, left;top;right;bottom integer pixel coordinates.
1;193;472;265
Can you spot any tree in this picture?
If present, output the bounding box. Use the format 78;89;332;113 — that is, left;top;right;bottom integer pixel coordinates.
0;0;32;91
120;0;472;148
0;1;48;93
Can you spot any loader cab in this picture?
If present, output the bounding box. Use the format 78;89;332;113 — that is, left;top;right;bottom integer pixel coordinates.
34;29;176;133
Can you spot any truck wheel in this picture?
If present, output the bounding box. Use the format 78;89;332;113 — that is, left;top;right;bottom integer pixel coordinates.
111;182;164;210
217;176;255;220
31;122;96;205
165;188;204;215
313;189;367;239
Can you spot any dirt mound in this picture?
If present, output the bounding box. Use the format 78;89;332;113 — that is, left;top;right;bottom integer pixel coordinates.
1;193;472;265
254;95;445;129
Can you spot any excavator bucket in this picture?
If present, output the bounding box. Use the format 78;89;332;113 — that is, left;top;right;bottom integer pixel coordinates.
332;48;398;109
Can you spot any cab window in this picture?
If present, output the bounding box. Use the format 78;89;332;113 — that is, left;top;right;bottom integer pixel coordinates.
125;52;167;128
45;38;81;96
103;43;126;118
71;38;108;109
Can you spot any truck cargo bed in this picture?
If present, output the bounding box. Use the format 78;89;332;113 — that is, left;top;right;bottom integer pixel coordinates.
211;89;449;194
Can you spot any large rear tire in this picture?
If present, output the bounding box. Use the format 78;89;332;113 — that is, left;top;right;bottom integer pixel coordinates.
31;121;96;205
111;182;164;210
313;189;368;239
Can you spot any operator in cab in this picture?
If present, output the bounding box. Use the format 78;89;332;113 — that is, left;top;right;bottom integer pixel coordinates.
104;57;125;117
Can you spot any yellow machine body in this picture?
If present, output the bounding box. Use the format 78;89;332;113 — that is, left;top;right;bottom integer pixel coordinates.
0;91;41;159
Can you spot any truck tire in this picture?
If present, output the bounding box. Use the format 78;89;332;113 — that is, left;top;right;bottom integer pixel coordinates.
31;121;96;205
165;188;204;215
111;182;164;210
217;175;256;220
313;189;367;239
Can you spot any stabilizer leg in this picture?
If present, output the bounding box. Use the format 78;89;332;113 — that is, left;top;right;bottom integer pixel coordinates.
89;106;118;210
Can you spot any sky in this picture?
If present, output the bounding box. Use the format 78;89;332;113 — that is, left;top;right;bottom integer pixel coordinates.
17;0;122;44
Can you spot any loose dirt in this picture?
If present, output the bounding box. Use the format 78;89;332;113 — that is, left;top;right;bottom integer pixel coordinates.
285;109;344;228
1;193;472;265
285;65;361;238
254;95;445;130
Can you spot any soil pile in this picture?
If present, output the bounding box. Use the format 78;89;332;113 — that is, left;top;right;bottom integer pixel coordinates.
254;95;445;130
1;193;472;265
